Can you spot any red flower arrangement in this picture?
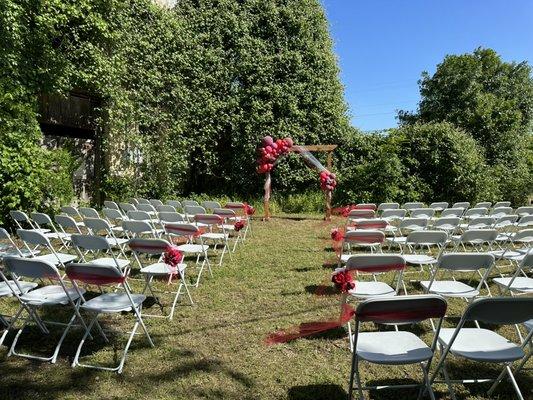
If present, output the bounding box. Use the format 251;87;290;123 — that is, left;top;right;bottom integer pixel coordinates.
331;268;355;293
163;246;184;272
330;227;344;242
256;136;293;174
319;170;337;192
234;220;246;231
244;204;255;215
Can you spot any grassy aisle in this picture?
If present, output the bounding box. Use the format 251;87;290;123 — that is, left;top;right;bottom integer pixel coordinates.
0;217;531;399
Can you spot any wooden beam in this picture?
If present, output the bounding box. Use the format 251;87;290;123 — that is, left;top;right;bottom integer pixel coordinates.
290;144;338;152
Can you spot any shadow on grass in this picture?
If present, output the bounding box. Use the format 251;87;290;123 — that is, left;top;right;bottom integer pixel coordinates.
305;284;338;296
288;384;346;400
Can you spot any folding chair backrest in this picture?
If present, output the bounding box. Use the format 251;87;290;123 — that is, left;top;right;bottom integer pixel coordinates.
66;263;124;285
517;215;533;228
119;202;137;213
494;215;518;228
381;209;406;219
103;201;120;211
225;201;245;210
516;206;533;217
84;218;112;234
127;210;152;221
137;204;156;213
438;253;494;271
347;209;375;219
182;200;199;207
4;256;60;280
122;220;153;235
452;202;470;209
441;208;464;217
17;229;50;246
61;206;81;218
31;212;53;226
399;218;428;230
103;208;124;221
165;223;200;237
149;199;163;206
355;295;447;324
10;210;31;225
429;202;449;210
202;201;222;210
346;254;405;273
493;201;511;208
512;229;533;243
402;202;425;210
467;217;495;229
474;202;492;209
406;230;447;245
184;205;206;217
377;202;399;212
213;208;237;218
464;207;488;218
350;219;387;230
137;198;150;205
411;208;435;218
55;214;79;230
129;238;170;255
343;230;385;244
156;205;176;213
71;234;110;251
434;217;461;229
194;214;223;226
0;228;22;256
463;297;533;325
127;198;139;205
167;200;182;209
459;229;498;243
158;212;185;223
79;207;100;219
520;252;533;271
490;207;512;217
354;203;377;210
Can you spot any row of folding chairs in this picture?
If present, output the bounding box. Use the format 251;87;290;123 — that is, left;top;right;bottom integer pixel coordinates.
358;200;531;214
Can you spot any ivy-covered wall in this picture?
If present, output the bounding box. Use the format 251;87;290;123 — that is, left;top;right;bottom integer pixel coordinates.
1;0;351;211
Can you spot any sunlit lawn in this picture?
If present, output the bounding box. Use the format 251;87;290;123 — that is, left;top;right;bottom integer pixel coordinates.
0;216;531;399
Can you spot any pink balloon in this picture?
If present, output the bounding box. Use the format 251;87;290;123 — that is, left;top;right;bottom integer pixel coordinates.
271;142;278;150
285;138;293;147
262;136;274;146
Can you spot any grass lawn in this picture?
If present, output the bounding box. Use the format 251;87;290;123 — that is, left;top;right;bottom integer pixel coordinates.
0;215;531;399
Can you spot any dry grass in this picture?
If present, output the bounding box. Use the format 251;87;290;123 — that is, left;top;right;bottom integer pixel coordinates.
0;216;531;399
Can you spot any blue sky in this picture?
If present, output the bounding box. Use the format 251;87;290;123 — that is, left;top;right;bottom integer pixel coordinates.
321;0;533;131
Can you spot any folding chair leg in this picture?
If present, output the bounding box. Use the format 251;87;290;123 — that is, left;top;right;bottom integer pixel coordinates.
440;360;458;400
487;363;525;399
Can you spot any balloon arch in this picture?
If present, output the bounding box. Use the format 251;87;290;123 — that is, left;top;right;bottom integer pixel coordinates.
256;136;338;221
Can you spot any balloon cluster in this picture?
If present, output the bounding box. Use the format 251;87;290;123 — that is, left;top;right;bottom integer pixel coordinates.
256;136;294;174
320;170;337;191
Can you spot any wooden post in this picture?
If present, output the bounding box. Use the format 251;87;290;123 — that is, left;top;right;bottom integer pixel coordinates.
325;190;332;221
327;151;333;170
263;172;271;221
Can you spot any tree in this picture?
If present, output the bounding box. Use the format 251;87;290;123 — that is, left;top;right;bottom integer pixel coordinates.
399;48;533;203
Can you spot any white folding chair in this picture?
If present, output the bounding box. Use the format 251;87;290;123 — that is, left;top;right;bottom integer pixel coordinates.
137;203;157;216
127;210;164;236
66;262;154;373
225;202;253;238
167;200;182;210
156;204;177;213
411;208;435;219
201;200;222;211
490;207;513;218
457;216;495;232
149;199;163;207
451;202;470;210
129;238;193;319
441;208;465;218
346;209;376;223
493;201;511;209
103;200;122;213
430;297;533;400
474;202;492;209
31;212;71;250
79;207;100;219
386;218;429;249
10;210;50;234
381;209;407;222
516;215;533;229
403;231;447;273
348;295;447;400
429;202;449;212
402;202;425;211
137;198;151;205
83;217;129;255
182;200;199;207
61;206;86;228
119;202;137;214
195;214;231;265
102;207;127;236
164;223;211;287
377;202;399;214
17;229;77;268
463;207;488;220
432;217;461;235
122;220;158;239
339;230;385;265
516;206;533;218
493;252;533;296
213;208;243;252
70;234;130;273
452;229;498;253
0;227;37;258
2;257;87;363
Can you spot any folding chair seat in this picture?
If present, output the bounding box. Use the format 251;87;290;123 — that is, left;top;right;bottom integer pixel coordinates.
119;202;137;214
493;201;511;209
451;202;470;210
70;234;130;272
164;224;211;287
493;253;533;294
182;200;199;207
0;228;37;258
201;200;222;211
31;212;71;248
2;257;87;363
66;262;154;373
430;297;533;400
83;218;129;249
516;206;533;218
490;229;533;262
79;207;100;219
195;214;231;265
61;206;86;227
411;208;435;219
421;253;494;301
402;231;447;270
149;199;163;207
10;210;50;234
156;204;176;213
339;231;385;264
429;202;449;212
348;295;447;400
17;229;77;268
377;202;399;214
129;238;193;319
441;208;465;218
432;217;461;235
